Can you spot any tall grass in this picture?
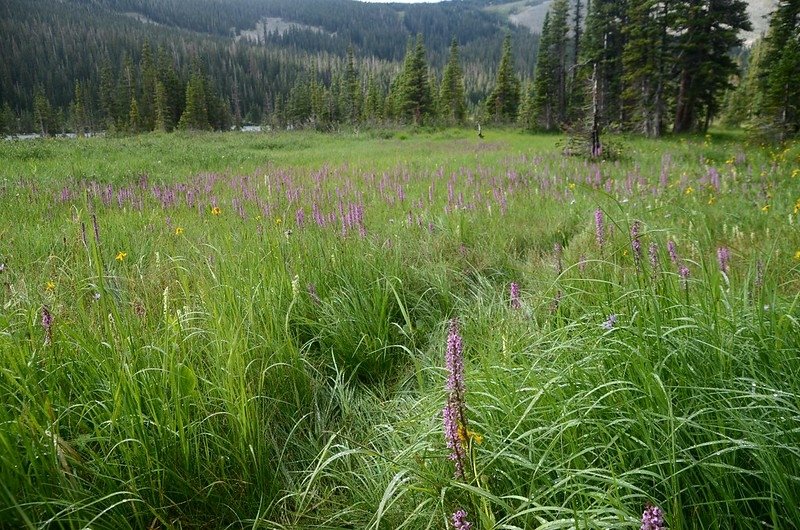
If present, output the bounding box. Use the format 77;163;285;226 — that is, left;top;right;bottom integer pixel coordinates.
0;129;798;528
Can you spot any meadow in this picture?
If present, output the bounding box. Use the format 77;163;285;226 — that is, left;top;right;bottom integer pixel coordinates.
0;129;799;529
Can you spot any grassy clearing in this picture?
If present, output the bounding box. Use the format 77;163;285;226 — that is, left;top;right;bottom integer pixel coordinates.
0;129;799;529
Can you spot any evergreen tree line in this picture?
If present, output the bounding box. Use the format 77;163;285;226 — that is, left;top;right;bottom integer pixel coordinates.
722;0;800;141
3;0;796;140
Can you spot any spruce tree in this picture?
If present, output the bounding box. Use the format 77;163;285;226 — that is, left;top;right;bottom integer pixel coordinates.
128;97;140;133
398;35;434;125
671;0;751;132
755;0;800;139
154;79;170;131
485;34;521;123
341;46;361;125
439;38;466;125
622;0;671;136
33;85;53;136
178;69;210;130
530;1;570;130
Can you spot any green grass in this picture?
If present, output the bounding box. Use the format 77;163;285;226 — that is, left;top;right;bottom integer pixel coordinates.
0;128;799;529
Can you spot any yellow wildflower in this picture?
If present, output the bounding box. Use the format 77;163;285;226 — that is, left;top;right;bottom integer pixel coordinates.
708;196;716;205
211;206;221;215
45;281;55;291
115;251;127;261
792;168;799;178
795;250;800;261
275;217;282;225
685;186;694;195
761;204;770;212
568;182;576;190
175;227;184;235
794;199;800;214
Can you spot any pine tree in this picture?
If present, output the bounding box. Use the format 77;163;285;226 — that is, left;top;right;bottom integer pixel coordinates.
439;38;466;125
530;1;570;130
622;0;671;136
139;41;157;131
69;81;88;136
341;46;361;124
128;97;140;133
671;0;751;132
33;85;53;136
364;75;383;123
485;34;521;123
98;57;116;129
0;102;15;135
178;69;210;131
154;79;170;131
398;35;434;125
579;0;628;129
754;0;800;139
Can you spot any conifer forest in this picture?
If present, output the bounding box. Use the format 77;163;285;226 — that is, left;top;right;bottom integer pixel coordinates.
1;0;800;529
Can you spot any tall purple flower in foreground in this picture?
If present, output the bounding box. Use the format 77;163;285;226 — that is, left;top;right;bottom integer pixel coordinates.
509;282;521;309
451;509;472;530
649;243;659;272
41;305;53;346
667;240;678;265
443;319;468;479
594;209;605;250
631;221;642;266
641;504;665;530
717;246;730;275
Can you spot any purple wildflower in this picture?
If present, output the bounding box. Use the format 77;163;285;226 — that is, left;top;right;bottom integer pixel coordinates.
717;246;730;275
631;221;642;266
510;282;521;309
594;209;605;250
640;504;665;530
443;319;468;479
679;264;690;289
41;305;53;346
649;243;659;271
601;313;617;330
667;240;678;265
451;509;472;530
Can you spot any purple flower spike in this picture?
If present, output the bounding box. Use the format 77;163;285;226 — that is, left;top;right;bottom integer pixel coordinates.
641;504;665;530
717;246;730;275
451;509;472;530
649;243;659;271
667;240;678;265
443;319;468;478
631;221;642;266
510;282;521;309
601;313;617;330
679;264;690;289
41;305;53;346
594;209;605;250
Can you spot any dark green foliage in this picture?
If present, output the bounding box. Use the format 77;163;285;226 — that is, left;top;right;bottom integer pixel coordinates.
485;35;521;123
753;0;800;140
671;0;752;133
398;35;434;125
439;39;466;125
178;70;209;131
530;1;570;131
622;0;671;137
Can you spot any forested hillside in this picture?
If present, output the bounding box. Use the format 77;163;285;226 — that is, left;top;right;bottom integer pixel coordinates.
1;0;796;143
0;0;536;131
